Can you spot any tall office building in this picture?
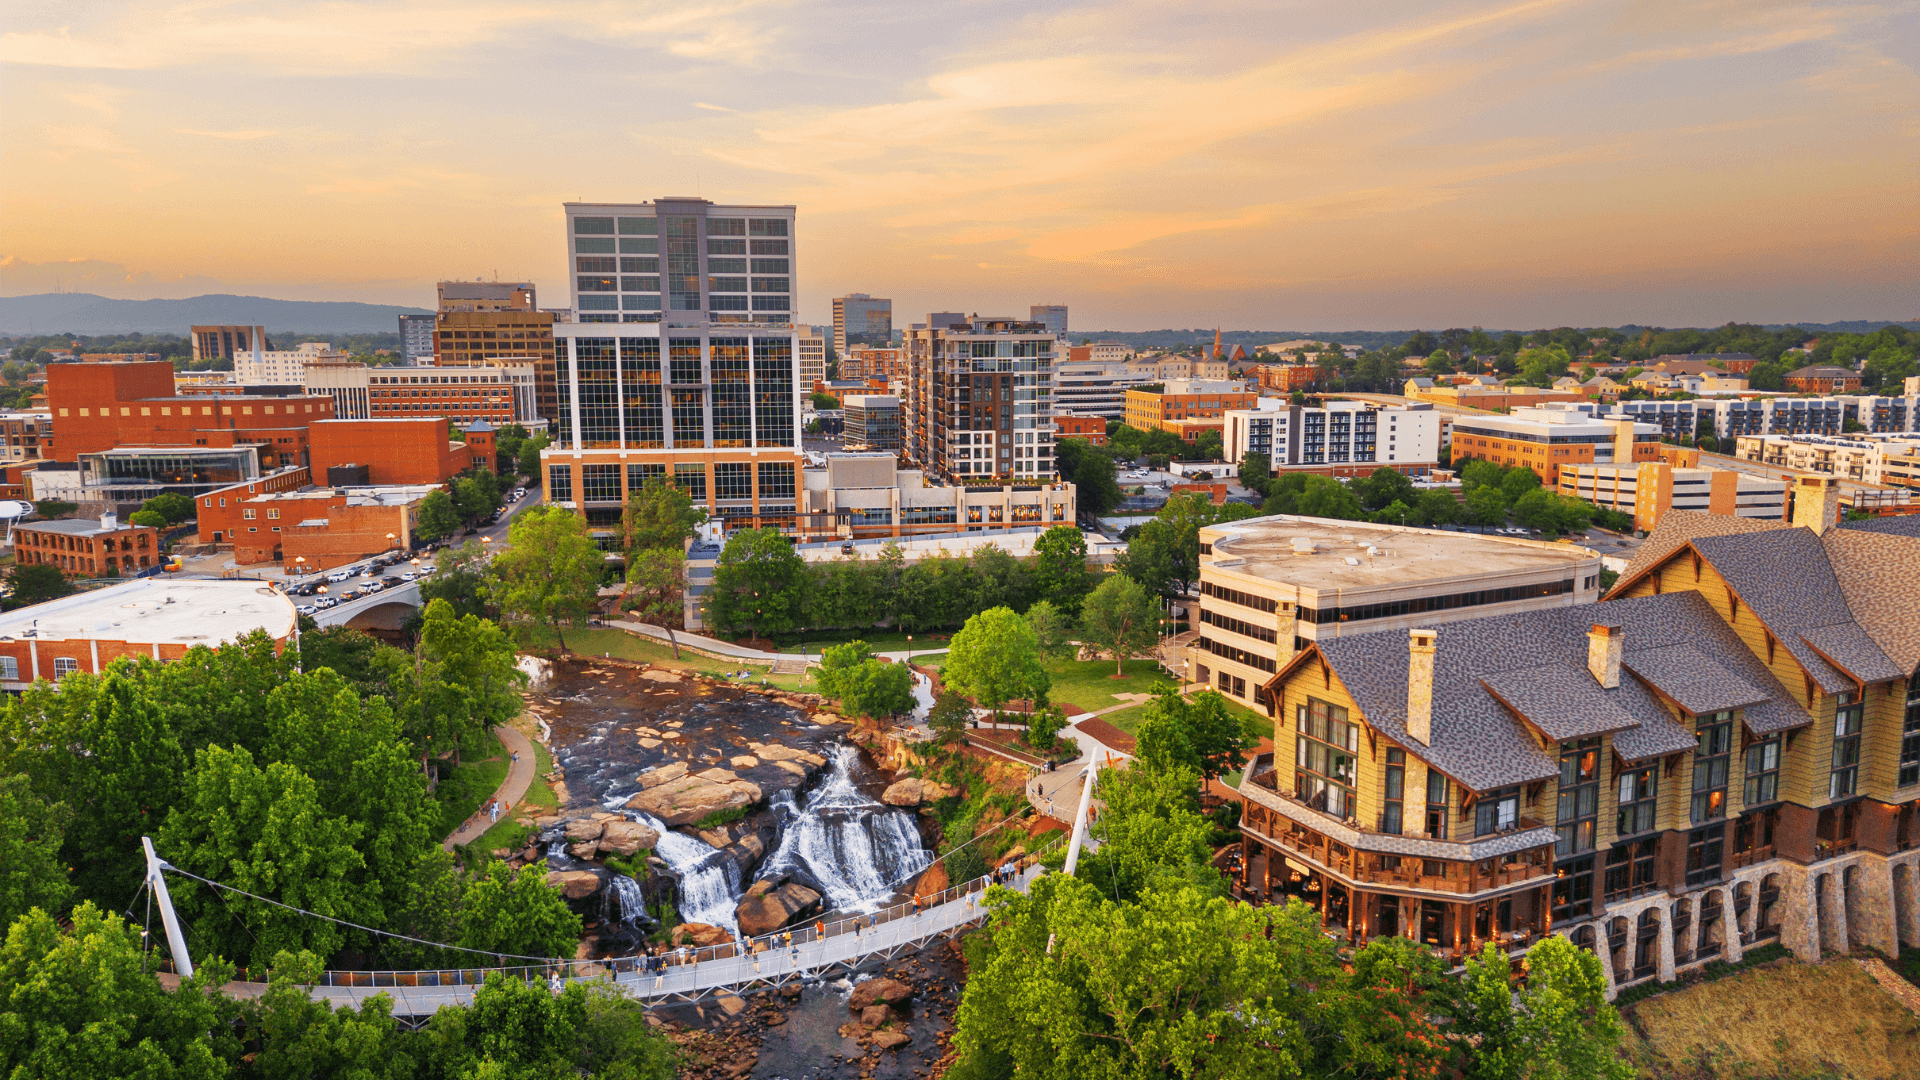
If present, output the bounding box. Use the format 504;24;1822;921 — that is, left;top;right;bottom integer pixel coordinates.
797;327;827;389
1030;304;1068;337
832;293;892;357
904;315;1058;484
543;199;802;541
191;325;269;362
398;314;436;365
432;281;557;423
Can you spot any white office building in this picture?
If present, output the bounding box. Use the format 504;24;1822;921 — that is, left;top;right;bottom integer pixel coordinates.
1224;401;1442;473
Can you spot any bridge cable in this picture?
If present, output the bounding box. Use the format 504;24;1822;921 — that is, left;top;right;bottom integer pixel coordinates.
159;866;575;965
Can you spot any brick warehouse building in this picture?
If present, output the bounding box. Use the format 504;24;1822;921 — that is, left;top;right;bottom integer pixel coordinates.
308;418;492;486
42;359;332;469
12;512;159;576
0;578;296;689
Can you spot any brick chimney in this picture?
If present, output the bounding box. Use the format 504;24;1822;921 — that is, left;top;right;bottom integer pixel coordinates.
1588;623;1622;689
1791;475;1840;535
1407;629;1437;745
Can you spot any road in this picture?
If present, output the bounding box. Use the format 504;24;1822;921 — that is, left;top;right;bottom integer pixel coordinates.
297;490;545;626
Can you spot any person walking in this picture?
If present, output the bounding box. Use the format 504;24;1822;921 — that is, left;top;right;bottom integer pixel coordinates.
814;919;825;941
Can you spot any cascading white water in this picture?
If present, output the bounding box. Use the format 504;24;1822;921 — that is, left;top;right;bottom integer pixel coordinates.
756;744;934;915
627;809;744;935
606;873;648;930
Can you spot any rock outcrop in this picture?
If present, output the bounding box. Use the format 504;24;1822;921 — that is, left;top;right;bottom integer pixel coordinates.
626;767;762;826
734;882;822;938
545;870;602;900
848;976;913;1010
881;777;958;806
670;922;735;948
596;819;660;857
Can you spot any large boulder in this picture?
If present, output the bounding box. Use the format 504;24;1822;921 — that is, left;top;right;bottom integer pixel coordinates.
637;762;689;790
881;778;923;806
670;922;735;947
567;840;600;860
735;882;822;938
626;769;762;827
872;1029;910;1049
912;860;949;900
848;976;913;1011
596;819;660;857
564;818;606;842
545;870;602;900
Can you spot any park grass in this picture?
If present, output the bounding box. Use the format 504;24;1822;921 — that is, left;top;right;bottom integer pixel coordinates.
518;625;812;693
433;752;509;838
1044;657;1169;712
774;629;954;655
468;732;559;856
1095;703;1151;736
1622;957;1920;1079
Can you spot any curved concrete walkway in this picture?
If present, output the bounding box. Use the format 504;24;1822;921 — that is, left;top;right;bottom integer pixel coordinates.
442;725;536;851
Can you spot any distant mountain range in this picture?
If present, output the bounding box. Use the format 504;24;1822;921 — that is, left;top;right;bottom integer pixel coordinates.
1076;322;1920;350
0;293;432;335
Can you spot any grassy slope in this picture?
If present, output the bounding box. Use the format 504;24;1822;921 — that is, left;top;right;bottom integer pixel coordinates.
433;753;509;838
1623;958;1920;1079
519;625;812;693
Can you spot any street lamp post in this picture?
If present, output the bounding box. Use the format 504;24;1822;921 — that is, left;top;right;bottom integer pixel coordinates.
905;634;913;664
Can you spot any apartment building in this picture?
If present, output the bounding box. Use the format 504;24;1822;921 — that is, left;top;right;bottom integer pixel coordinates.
1144;355;1230;381
1556;461;1789;531
903;315;1059;484
1231;494;1920;998
797;327;827;388
832;294;892;357
190;325;269;363
542;199;802;541
1052;359;1163;419
432;283;559;423
1124;380;1257;440
236;341;345;387
303;358;537;426
1223;402;1442;475
398;313;436;365
0;412;48;464
794;452;1075;540
1733;433;1920;484
1251;364;1322;394
13;513;159;576
1054;412;1107;445
842;346;905;382
1451;407;1662;484
1029;304;1068;337
1785;366;1862;393
843;394;902;451
1188;515;1603;707
1088;341;1132;363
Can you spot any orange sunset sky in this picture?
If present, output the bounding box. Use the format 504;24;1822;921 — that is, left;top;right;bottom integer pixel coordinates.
3;0;1916;329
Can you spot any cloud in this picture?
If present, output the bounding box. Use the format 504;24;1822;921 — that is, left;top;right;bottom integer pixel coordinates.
173;128;278;140
693;102;737;113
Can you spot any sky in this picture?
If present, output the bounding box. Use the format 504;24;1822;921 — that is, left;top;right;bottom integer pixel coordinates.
2;0;1917;331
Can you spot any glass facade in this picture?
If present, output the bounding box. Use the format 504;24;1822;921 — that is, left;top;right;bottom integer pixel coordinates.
78;448;260;501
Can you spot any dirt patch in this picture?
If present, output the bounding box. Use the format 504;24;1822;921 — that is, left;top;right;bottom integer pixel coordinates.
1623;956;1920;1079
732;636;781;653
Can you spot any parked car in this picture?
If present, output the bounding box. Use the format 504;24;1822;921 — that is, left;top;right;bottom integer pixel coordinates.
381;575;402;587
400;571;418;582
297;604;316;617
419;564;437;575
326;570;351;583
314;596;337;610
339;588;363;601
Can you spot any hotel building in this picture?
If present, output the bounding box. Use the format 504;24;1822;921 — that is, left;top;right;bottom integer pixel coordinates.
541;199;802;543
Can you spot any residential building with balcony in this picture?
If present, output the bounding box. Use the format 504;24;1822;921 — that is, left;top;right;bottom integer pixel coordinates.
1732;433;1920;485
903;315;1058;483
1556;461;1789;531
1223;402;1441;476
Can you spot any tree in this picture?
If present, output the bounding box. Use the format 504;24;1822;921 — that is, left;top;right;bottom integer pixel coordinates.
243;949;419;1079
1240;450;1272;496
416;598;527;752
1031;525;1092;616
1511;490;1592;536
1459;458;1506;491
32;499;77;520
5;563;74;610
945;606;1049;713
516;432;550;481
0;774;73;927
1076;764;1218;902
415;489;461;543
128;509;167;529
140;491;196;524
418;539;491;620
703;527;805;642
487;506;604;652
1462;485;1509;530
622;475;707;558
1023;599;1075;661
1355;467;1416;512
1117;493;1259;598
1330;936;1457;1080
1411;487;1459;528
623;547;687;657
1499;465;1541;502
1294;474;1368;520
1054;439;1122;516
1457;937;1632;1080
458;861;584;961
1133;686;1256;782
1193;429;1224;461
1079;573;1158;677
452;471;501;523
950;875;1330;1080
838;656;915;720
927;690;971;745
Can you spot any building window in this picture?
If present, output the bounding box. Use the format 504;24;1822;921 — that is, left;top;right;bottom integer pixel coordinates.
1294;697;1357;820
757;461;795;501
1691;710;1734;822
1745;734;1782;804
1379;749;1405;835
1830;692;1864;799
581;464;622;503
1617;764;1657;837
1552;854;1595;923
548;464;574;501
674;464;707;502
1900;671;1920;787
714;463;753;501
1425;772;1449;840
1603;839;1658;901
1475;786;1520;836
0;656;16;681
52;657;78;681
626;463;666;494
1555;737;1599;857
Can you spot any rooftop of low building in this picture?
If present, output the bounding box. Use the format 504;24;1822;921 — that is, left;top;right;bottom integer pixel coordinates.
0;577;295;647
1203;515;1599;594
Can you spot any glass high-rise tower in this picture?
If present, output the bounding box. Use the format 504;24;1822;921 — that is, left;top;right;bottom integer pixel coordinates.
544;199;803;543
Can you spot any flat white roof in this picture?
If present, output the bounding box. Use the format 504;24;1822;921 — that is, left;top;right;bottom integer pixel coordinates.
1203;515;1599;594
0;577;297;648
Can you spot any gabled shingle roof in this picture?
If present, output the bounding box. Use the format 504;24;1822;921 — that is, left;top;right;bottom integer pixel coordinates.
1308;590;1807;791
1821;528;1920;676
1689;530;1896;693
1481;664;1639;740
1621;643;1770;717
1609;510;1791;593
1839;514;1920;539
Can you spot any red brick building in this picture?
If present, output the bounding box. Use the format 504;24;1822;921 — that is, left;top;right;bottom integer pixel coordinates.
196;468;315;545
0;578;296;688
12;513;160;576
1783;365;1862;393
209;483;435;570
43;360;332;470
1054;413;1108;445
308;418;489;486
1250;364;1321;393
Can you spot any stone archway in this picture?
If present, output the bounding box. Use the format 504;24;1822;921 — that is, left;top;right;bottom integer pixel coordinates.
1607;916;1632;985
1815;871;1847;955
1670;897;1695;966
1895;862;1920;948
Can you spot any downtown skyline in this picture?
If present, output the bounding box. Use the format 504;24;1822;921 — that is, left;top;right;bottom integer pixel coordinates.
3;0;1917;330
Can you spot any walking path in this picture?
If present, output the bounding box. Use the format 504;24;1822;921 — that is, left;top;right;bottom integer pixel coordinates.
442;725;535;851
301;863;1049;1014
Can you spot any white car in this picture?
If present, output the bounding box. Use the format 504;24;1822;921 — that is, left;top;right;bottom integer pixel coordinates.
297;604;316;616
419;564;437;575
401;571;418;581
314;596;338;610
366;581;385;593
325;570;351;583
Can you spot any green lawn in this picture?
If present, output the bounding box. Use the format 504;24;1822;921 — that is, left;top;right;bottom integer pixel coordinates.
775;629;955;655
434;752;509;838
519;625;812;692
1044;657;1172;713
467;731;560;857
1096;703;1151;736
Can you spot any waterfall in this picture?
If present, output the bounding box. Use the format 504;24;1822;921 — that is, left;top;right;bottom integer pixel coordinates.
607;873;648;930
627;809;744;936
755;744;934;915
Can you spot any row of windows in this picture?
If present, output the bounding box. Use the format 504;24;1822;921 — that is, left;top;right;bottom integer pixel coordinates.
1198;580;1279;614
1195;636;1276;673
554;461;796;504
1297;578;1576;625
1199;607;1277;643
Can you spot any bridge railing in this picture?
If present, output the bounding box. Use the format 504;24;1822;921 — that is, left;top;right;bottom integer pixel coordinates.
306;834;1068;992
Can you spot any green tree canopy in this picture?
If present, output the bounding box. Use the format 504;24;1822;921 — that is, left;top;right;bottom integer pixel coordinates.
1133;685;1256;782
140;491;196;524
128;509;167;529
5;563;75;608
1117;494;1260;597
0;775;73;928
487;506;605;651
927;690;972;746
457;861;584;962
945;606;1049;713
1022;598;1075;661
1031;525;1092;616
622;547;687;656
1078;573;1158;677
415;489;461;543
703;527;805;642
418;539;491;620
622;475;707;558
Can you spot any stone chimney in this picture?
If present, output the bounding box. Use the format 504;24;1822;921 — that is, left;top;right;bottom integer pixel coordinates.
100;511;117;531
1407;629;1437;745
1791;476;1841;535
1588;623;1622;689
